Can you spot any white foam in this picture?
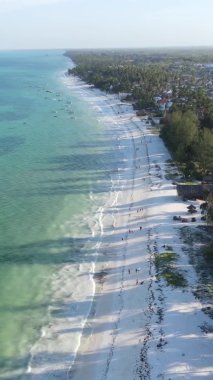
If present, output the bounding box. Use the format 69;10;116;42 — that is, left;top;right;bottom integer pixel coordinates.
27;73;133;379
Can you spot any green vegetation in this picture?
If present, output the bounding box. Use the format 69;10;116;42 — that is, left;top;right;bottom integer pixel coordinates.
65;48;213;182
162;269;187;288
207;195;213;224
155;251;176;267
160;110;213;178
67;52;173;108
180;226;213;316
203;242;213;262
155;251;187;288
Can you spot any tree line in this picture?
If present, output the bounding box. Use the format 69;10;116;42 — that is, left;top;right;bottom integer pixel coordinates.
65;49;213;181
161;110;213;179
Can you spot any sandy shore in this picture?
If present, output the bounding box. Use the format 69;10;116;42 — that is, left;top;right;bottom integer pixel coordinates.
68;85;212;380
29;79;212;379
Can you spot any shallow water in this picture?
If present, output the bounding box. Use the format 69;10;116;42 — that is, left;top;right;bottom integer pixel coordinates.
0;51;122;378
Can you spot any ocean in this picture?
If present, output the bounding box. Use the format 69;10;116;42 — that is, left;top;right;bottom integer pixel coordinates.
0;50;121;378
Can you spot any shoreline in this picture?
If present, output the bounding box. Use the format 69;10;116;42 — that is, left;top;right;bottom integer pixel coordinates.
29;75;212;379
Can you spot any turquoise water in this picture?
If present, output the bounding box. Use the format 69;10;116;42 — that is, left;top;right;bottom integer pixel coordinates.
0;50;113;377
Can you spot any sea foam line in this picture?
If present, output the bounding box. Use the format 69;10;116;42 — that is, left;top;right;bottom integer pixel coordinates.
27;73;126;379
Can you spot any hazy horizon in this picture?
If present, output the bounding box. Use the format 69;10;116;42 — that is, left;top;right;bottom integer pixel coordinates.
1;46;213;52
0;0;212;50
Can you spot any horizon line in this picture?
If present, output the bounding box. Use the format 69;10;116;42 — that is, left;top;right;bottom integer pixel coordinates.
0;45;213;52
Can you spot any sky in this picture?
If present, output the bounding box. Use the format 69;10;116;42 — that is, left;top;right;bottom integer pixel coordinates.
0;0;212;50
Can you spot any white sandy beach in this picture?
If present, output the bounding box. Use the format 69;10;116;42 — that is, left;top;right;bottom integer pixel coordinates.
29;78;212;380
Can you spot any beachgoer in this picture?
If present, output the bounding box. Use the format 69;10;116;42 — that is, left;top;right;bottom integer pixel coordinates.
128;269;130;274
140;281;144;285
136;279;139;285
